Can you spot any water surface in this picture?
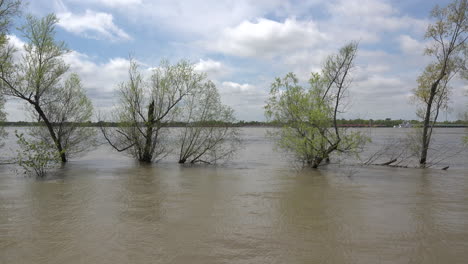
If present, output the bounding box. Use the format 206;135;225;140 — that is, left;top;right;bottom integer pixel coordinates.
1;127;467;263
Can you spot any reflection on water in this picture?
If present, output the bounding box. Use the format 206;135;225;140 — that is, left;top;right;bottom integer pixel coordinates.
0;128;467;263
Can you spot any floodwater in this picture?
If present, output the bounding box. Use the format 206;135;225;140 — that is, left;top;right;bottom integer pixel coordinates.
0;127;467;264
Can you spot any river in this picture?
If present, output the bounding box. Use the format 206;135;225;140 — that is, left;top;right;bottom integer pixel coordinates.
1;127;467;263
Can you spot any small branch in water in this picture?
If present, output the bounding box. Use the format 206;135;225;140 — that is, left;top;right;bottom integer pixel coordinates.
377;159;397;166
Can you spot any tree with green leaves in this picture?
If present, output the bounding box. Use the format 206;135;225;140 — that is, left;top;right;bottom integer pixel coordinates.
0;0;21;148
0;14;95;162
15;131;60;178
416;0;468;166
101;59;203;163
265;42;368;168
29;73;96;158
177;80;241;164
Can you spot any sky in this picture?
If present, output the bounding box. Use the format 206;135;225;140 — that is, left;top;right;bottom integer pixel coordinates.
4;0;468;121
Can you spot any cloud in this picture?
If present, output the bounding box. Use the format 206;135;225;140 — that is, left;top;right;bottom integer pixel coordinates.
5;35;26;60
194;59;230;79
8;0;468;121
74;0;292;37
218;81;268;121
3;35;131;120
211;18;327;59
398;34;426;55
221;81;256;93
57;10;131;41
327;0;427;33
64;51;130;96
90;0;142;7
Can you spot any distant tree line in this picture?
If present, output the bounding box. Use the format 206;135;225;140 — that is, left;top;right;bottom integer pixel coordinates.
1;119;467;128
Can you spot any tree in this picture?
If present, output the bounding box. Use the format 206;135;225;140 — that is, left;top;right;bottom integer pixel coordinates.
0;0;21;35
15;131;60;178
177;80;241;164
265;42;368;168
101;59;202;163
416;0;468;166
0;14;94;162
464;90;468;145
29;73;96;158
0;0;21;148
0;94;6;148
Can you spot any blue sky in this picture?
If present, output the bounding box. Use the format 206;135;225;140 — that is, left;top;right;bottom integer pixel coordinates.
5;0;468;121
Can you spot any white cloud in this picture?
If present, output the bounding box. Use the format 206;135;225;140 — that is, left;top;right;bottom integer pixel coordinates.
211;18;327;59
221;81;255;93
6;34;25;49
3;35;132;120
6;35;26;60
218;81;268;121
91;0;142;7
64;51;130;94
10;0;468;121
194;59;229;79
398;34;425;55
57;10;131;41
89;0;291;37
328;0;427;33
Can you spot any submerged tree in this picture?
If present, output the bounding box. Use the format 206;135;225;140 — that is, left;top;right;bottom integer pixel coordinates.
0;14;94;162
265;42;368;168
464;90;468;145
0;94;6;148
177;80;240;164
101;59;204;163
416;0;468;166
15;131;60;178
29;74;96;158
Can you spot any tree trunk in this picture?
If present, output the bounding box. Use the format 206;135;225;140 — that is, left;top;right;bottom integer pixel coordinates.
312;157;323;169
33;103;67;163
178;158;186;164
141;100;155;163
419;79;442;167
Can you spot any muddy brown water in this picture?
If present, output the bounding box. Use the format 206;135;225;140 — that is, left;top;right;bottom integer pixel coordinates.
1;127;467;263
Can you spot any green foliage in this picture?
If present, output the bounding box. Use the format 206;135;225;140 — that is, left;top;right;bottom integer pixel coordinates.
15;131;60;178
0;0;21;148
266;42;370;169
32;73;97;158
0;0;21;35
101;59;205;162
1;13;95;162
416;0;468;165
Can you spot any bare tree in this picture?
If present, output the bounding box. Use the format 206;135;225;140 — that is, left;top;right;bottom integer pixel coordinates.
177;80;241;164
417;0;468;166
265;42;368;168
0;14;94;162
101;59;203;163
